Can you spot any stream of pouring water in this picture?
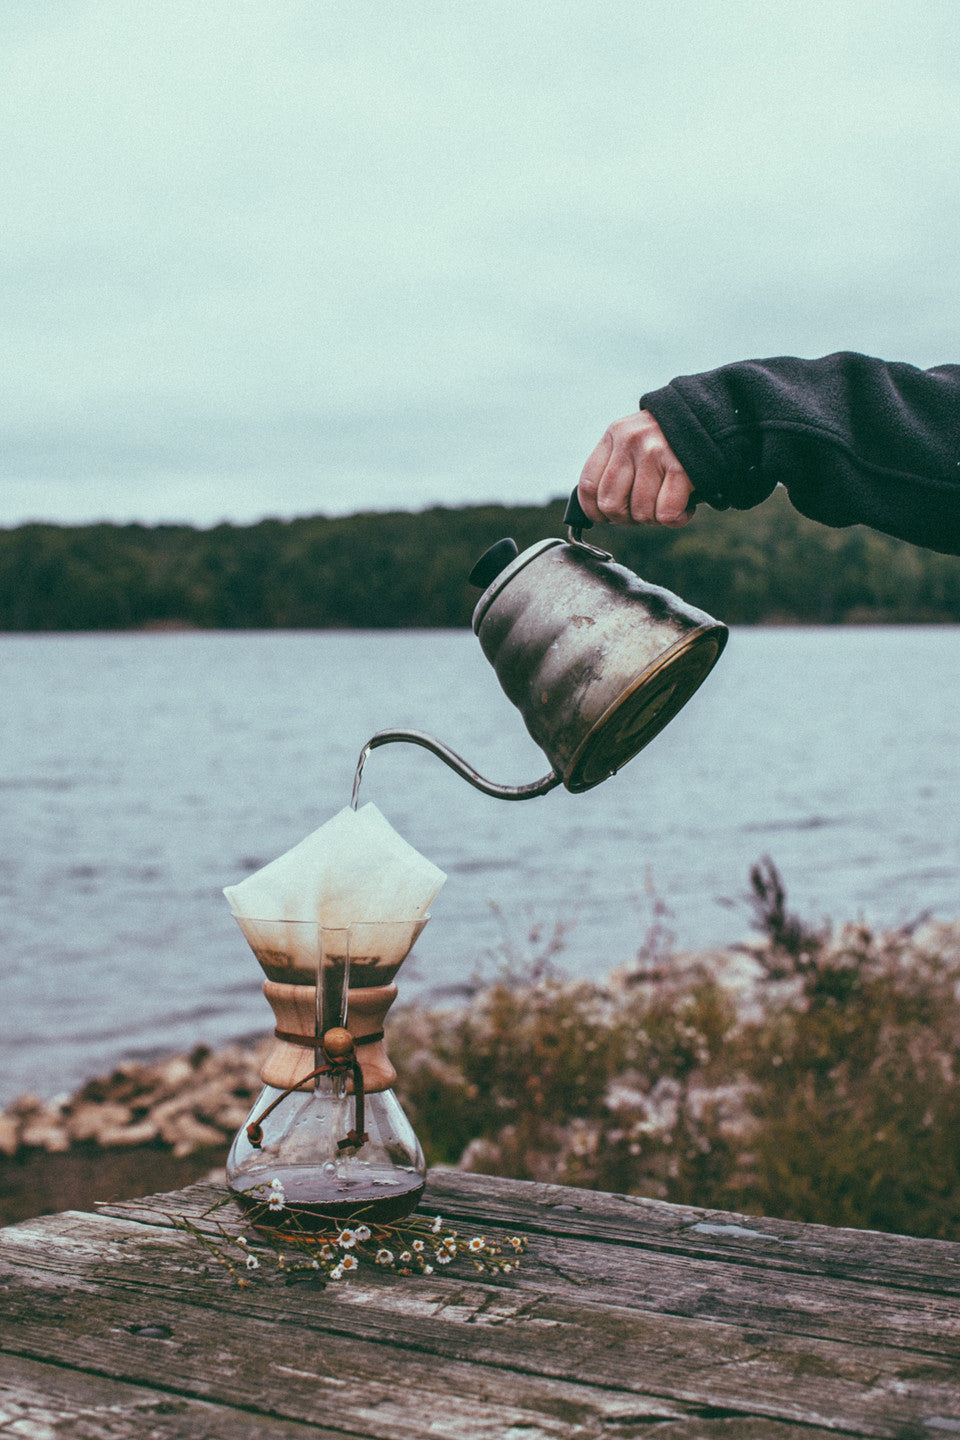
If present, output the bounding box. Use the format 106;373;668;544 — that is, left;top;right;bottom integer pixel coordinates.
350;747;367;809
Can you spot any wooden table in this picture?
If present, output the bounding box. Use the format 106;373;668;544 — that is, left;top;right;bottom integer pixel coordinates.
2;1169;960;1438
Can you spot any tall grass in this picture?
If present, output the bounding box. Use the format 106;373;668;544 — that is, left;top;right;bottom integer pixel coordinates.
392;862;960;1241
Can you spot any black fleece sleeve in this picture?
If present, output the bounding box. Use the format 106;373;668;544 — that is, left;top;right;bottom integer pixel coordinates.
640;352;960;555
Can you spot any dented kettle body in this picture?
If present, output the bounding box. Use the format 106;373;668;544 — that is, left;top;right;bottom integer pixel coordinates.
472;537;727;792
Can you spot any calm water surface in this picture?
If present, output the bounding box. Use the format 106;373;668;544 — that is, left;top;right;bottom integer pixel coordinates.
2;628;959;1105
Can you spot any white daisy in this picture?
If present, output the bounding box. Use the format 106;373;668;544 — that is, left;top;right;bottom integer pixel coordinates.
375;1248;394;1265
354;1224;371;1242
336;1229;357;1248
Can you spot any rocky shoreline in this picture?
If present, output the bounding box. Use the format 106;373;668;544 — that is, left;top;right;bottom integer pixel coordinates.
0;1038;271;1226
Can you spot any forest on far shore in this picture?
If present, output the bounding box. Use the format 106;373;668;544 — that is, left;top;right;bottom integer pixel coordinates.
3;486;960;630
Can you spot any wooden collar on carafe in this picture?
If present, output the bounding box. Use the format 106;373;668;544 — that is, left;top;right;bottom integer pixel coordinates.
246;983;399;1153
259;981;398;1094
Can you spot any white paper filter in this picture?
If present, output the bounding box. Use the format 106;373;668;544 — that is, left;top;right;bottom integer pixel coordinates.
223;804;445;977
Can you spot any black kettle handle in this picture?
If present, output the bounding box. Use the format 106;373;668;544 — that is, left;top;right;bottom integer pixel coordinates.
562;487;613;560
563;487;593;533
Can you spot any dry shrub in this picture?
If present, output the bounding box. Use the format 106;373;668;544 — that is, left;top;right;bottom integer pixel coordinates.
391;862;960;1241
735;860;960;1238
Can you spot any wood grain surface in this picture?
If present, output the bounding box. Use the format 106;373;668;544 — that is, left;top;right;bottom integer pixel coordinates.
2;1169;959;1438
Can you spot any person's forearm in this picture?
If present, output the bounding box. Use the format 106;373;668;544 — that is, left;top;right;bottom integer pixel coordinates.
641;351;960;555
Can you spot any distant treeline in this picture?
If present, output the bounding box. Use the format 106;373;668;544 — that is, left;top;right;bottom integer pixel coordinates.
3;488;960;630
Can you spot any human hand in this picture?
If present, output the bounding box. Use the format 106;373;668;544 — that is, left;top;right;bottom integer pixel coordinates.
578;411;694;528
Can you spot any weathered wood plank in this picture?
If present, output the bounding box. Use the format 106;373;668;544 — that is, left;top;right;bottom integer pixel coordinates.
0;1352;354;1439
0;1354;850;1440
102;1171;960;1299
16;1197;960;1364
423;1170;960;1292
2;1208;959;1437
0;1280;697;1440
497;1229;960;1360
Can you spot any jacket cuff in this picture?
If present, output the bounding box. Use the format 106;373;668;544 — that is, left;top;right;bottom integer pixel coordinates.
639;381;735;510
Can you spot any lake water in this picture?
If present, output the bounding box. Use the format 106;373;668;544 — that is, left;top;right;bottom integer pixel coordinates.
2;627;960;1106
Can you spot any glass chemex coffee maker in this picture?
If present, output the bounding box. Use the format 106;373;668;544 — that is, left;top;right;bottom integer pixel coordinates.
223;805;444;1225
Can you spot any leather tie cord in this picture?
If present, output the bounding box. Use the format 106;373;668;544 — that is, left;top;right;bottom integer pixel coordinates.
246;1031;383;1153
273;1028;384;1049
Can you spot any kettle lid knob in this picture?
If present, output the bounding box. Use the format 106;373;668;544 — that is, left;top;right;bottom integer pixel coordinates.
468;537;519;589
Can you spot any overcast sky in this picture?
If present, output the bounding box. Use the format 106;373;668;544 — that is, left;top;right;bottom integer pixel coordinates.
2;0;958;526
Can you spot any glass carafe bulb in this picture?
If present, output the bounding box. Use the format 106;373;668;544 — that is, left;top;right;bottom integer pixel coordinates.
225;919;428;1226
227;1073;426;1225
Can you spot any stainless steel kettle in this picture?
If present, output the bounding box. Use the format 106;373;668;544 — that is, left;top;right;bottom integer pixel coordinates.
352;490;728;803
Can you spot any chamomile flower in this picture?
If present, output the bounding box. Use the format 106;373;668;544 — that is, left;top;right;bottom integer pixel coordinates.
176;1186;525;1293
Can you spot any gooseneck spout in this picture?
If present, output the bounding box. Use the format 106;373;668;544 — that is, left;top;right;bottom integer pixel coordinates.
351;729;562;809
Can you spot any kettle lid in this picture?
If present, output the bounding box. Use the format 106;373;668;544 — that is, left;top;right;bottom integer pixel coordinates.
467;537;519;590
